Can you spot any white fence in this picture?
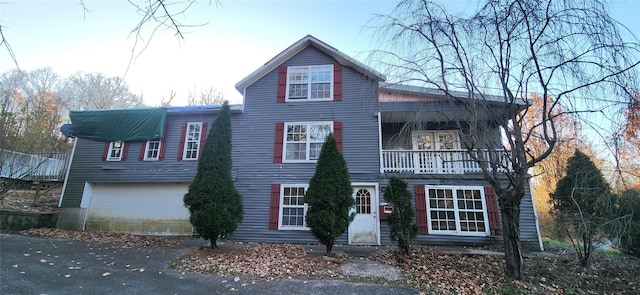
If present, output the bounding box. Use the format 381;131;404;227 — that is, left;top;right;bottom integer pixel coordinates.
1;150;70;182
381;149;510;174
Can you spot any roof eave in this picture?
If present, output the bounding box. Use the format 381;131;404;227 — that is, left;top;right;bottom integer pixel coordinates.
235;35;386;93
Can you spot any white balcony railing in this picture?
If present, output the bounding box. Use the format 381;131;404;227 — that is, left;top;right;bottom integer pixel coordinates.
381;149;510;174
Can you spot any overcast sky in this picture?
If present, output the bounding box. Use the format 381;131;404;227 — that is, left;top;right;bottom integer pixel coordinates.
1;0;638;107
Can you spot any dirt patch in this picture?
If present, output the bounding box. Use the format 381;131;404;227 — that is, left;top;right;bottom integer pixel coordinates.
1;190;60;213
368;244;640;294
22;228;182;248
174;243;347;281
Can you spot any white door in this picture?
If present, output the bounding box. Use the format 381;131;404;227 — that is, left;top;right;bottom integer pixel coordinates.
435;132;460;173
412;131;435;173
348;186;380;245
412;131;461;174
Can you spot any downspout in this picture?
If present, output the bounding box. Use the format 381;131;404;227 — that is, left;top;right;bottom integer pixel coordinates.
241;87;247;113
529;176;545;251
376;111;383;174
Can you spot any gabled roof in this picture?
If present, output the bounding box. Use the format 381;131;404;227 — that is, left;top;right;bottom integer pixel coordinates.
235;35;386;93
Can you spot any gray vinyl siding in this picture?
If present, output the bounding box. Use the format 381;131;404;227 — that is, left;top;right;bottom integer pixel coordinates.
59;43;541;249
231;46;380;244
60;110;227;208
376;176;540;249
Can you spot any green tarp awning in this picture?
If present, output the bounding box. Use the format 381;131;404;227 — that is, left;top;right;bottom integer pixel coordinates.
69;108;167;142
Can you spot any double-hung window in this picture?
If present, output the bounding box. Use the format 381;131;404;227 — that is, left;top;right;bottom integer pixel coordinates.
183;122;202;160
279;185;309;230
144;140;161;161
425;186;489;236
106;141;124;161
286;65;333;101
284;122;333;162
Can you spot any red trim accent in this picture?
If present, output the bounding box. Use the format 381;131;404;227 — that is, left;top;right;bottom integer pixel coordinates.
333;121;343;152
269;184;281;230
484;186;502;236
121;142;129;161
415;185;428;234
159;124;169;161
178;123;187;160
333;64;342;101
102;142;110;161
379;205;389;221
139;141;146;160
198;122;208;159
274;122;285;163
277;66;287;103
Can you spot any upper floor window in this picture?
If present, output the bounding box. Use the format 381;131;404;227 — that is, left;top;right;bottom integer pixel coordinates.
106;141;124;161
284;121;333;162
286;65;333;101
144;140;161;161
183;122;202;160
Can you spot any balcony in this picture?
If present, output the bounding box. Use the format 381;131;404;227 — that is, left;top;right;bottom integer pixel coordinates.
381;149;510;175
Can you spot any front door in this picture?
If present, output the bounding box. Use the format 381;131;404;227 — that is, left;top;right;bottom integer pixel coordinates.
349;186;379;245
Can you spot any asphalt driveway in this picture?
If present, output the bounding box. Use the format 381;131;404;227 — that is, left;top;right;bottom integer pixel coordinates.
0;233;418;295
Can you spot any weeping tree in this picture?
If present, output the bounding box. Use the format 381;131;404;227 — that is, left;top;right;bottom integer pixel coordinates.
184;101;243;248
373;0;640;278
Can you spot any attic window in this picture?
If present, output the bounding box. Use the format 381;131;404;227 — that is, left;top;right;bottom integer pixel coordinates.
286;65;333;101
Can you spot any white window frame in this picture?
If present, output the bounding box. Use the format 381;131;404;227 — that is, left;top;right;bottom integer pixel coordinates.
144;140;162;161
285;65;333;101
278;184;309;230
106;141;124;161
425;185;490;236
411;130;460;150
283;121;333;163
183;122;203;160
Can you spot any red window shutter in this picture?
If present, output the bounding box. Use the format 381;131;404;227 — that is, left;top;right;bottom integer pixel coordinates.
102;142;110;161
269;184;281;230
484;186;502;236
273;122;285;163
414;185;428;234
198;122;208;159
139;141;146;160
333;121;343;153
277;66;287;103
333;63;342;101
121;142;129;161
178;123;187;160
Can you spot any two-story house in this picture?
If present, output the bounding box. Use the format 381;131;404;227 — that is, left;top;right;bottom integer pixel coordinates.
57;35;542;250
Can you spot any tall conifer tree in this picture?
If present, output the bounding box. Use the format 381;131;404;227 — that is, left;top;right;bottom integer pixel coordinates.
550;150;615;266
184;101;243;248
384;176;417;254
304;133;354;254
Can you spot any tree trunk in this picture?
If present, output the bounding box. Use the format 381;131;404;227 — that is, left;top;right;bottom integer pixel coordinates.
210;236;218;249
500;195;523;279
326;240;334;254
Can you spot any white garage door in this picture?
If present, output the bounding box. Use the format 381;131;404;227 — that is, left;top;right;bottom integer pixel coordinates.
84;183;192;236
